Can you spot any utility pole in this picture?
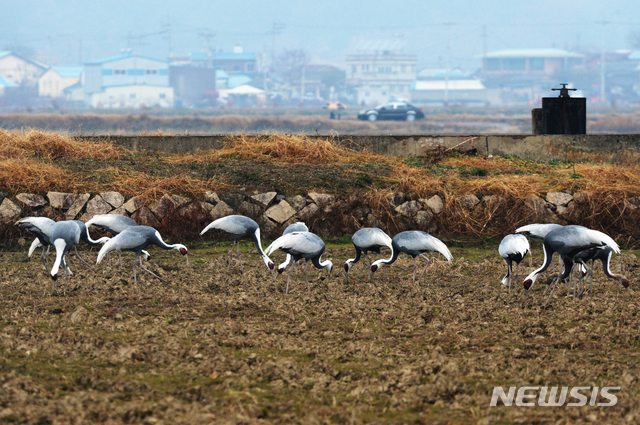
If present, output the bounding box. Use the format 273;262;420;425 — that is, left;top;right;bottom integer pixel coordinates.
268;22;285;95
599;21;607;106
163;22;173;59
444;22;455;107
198;30;216;67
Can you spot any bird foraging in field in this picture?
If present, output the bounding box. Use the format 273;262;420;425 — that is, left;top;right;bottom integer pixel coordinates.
522;225;624;305
85;214;150;264
498;234;530;290
265;231;332;294
49;220;83;295
571;246;629;298
343;227;393;281
370;231;452;283
200;215;274;273
97;226;188;284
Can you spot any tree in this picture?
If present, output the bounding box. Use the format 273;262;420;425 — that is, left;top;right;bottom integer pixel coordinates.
274;49;308;87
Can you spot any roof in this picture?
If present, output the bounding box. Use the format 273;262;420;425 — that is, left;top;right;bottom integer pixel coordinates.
417;67;471;79
228;75;251;89
226;84;264;95
85;54;167;65
189;52;256;61
629;51;640;60
485;49;584;59
411;80;485;91
63;82;83;92
50;66;83;78
0;75;18;87
0;51;48;69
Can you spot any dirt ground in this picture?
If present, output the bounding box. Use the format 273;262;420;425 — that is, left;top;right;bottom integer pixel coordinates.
1;242;639;424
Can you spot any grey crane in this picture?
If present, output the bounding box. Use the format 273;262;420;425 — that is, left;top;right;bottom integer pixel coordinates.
200;215;274;273
275;221;309;273
97;225;188;284
370;230;453;282
498;234;530;290
343;227;393;281
572;246;629;298
265;231;333;294
85;214;150;264
522;225;623;304
49;220;82;295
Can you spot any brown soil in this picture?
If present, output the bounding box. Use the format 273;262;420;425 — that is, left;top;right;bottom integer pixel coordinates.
1;243;639;424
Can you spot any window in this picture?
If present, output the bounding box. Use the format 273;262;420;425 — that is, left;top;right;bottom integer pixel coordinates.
351;65;356;74
502;58;526;71
485;58;500;71
529;58;544;71
378;66;385;73
145;69;158;75
130;93;136;99
401;65;406;72
159;93;166;99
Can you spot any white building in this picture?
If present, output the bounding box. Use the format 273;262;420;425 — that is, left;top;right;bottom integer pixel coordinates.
38;66;83;97
84;54;173;108
0;51;47;86
0;75;18;96
346;51;417;106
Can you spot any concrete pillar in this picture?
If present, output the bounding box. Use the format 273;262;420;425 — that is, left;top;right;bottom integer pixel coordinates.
531;108;543;134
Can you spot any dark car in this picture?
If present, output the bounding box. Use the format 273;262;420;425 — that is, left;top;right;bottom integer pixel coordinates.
357;102;424;122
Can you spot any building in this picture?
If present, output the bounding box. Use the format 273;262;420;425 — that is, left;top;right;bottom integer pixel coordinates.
0;51;47;86
184;50;259;77
83;54;173;108
346;51;417;105
411;79;486;106
169;64;217;107
482;49;584;77
38;66;83;98
0;75;18;96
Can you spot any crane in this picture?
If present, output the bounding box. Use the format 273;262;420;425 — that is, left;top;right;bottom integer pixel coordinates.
343;227;393;281
498;234;530;290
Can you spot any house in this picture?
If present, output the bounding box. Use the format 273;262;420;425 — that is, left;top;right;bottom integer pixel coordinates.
38;66;83;97
169;64;217;107
0;75;18;96
184;50;259;77
346;50;417;105
482;49;585;76
411;79;486;106
0;51;47;86
83;54;173;108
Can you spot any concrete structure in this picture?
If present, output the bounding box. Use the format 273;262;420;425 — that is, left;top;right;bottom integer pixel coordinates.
84;54;173;108
38;66;83;98
0;51;47;86
411;79;486;106
83;134;640;164
346;51;417;106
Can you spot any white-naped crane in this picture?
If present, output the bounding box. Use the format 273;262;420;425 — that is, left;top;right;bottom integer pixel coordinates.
49;220;83;295
522;225;624;304
498;234;530;290
274;221;309;273
200;215;274;273
343;227;393;281
265;231;333;294
85;214;150;264
17;217;108;270
516;223;563;271
370;231;452;283
97;225;188;284
572;246;629;298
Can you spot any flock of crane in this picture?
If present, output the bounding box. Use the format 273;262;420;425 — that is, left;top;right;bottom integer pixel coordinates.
13;213;630;301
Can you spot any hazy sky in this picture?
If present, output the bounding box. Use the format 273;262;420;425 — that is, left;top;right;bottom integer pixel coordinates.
2;0;640;71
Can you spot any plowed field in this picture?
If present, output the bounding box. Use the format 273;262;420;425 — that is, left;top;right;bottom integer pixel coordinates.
1;243;639;424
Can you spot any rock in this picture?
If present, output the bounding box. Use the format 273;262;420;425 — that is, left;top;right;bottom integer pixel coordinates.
258;215;278;236
0;198;22;222
572;191;588;204
15;193;47;208
396;200;421;217
70;306;88;325
287;195;307;211
200;202;214;216
111;206;128;215
386;192;405;207
149;194;176;217
546;192;573;206
308;192;335;209
524;195;546;215
367;213;384;228
265;201;296;224
65;193;91;220
177;201;209;223
238;200;261;217
171;195;190;207
132;207;160;228
204;191;221;205
423;195;444;214
123;196;143;213
47;191;73;209
100;191;125;208
0;191;6;204
209;201;234;221
457;194;480;209
85;195;111;216
251;192;277;208
416;210;433;226
296;203;319;221
556;205;568;215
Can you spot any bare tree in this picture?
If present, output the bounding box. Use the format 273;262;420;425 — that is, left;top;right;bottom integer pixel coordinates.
275;49;308;87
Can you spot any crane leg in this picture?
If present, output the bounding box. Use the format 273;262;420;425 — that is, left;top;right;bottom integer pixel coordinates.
237;242;244;273
412;258;417;282
138;255;167;284
227;241;237;271
285;261;295;295
74;246;91;268
133;257;137;284
304;260;310;292
417;254;432;284
543;275;561;308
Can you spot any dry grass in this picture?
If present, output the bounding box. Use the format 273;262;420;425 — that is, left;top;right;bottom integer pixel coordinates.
0;158;74;193
0;129;122;160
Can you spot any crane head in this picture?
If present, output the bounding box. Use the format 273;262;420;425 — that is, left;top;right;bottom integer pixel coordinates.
343;261;352;273
178;246;188;255
619;276;630;288
523;279;533;290
51;273;58;281
371;264;379;273
277;266;286;274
